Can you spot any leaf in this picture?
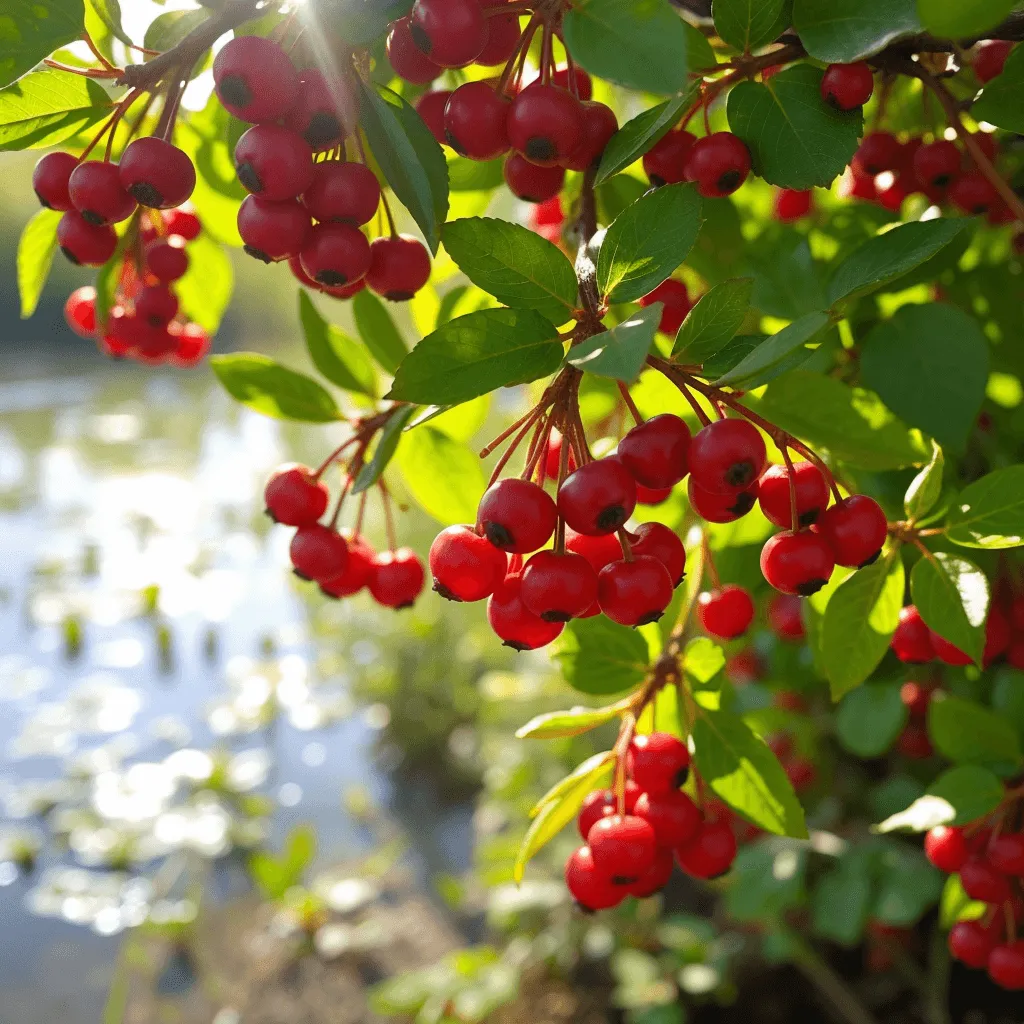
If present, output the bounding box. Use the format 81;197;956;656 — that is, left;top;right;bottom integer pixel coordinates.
701;334;763;379
754;371;929;470
727;841;807;923
441;217;578;324
928;695;1023;771
298;292;376;399
726;66;863;190
388;308;562;405
683;637;726;685
713;310;831;389
905;442;944;522
871;843;943;926
793;0;921;63
836;682;909;758
17;207;60;318
173;233;233;333
0;68;110;151
352;405;416;494
910;553;988;666
316;0;414;46
875;766;1006;833
918;0;1017;43
447;154;504;192
554;616;650;696
516;704;623;740
397;426;486;525
562;0;690;96
973;44;1024;133
827;219;970;307
946;466;1024;549
671;277;753;363
692;710;808;838
0;0;86;90
566;305;661;383
713;0;788;52
597;183;703;303
358;83;449;253
813;850;872;945
143;8;209;51
529;751;614;818
283;824;317;880
821;555;905;700
85;0;132;50
938;874;986;930
351;290;408;375
210;354;341;423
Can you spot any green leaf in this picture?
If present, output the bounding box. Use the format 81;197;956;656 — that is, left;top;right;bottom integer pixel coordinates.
0;68;110;151
938;873;986;930
566;304;661;383
946;466;1024;549
554;616;650;696
875;765;1005;832
836;682;909;758
529;751;613;818
827;219;970;307
447;154;504;192
683;637;726;685
0;0;86;90
351;290;407;375
871;843;943;927
397;426;485;525
701;334;763;379
283;823;317;880
910;553;988;666
597;183;703;303
352;405;416;494
441;217;578;324
388;308;562;405
905;442;944;522
358;83;449;253
727;841;807;923
713;0;788;52
298;291;376;399
992;668;1024;741
918;0;1017;42
671;277;753;362
516;704;623;740
861;304;988;453
973;44;1024;132
210;354;341;423
928;695;1023;771
562;0;690;96
143;8;209;51
17;207;60;318
713;310;831;389
85;0;132;50
813;850;872;946
793;0;921;62
726;66;863;190
315;0;414;46
173;232;233;334
754;371;929;470
692;709;808;838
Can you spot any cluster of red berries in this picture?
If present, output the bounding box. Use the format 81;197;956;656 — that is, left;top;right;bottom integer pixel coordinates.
697;579;807;645
565;732;737;910
642;127;751;199
212;34;431;303
61;206;209;366
924;815;1024;991
263;462;425;609
638;278;694;336
891;598;1017;670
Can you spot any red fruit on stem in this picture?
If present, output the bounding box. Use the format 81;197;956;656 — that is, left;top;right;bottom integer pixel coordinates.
629;847;675;898
760;530;835;596
587;815;658;883
213;35;299;123
476;6;520;65
367;235;432;301
487;571;565;650
562;101;618;172
897;721;933;759
598;557;674;626
520;550;600;622
773;188;813;222
57;211;117;266
949;170;999;214
618;414;691;489
429;524;508;602
135;284;178;328
544;428;575;480
820;62;874;110
816;494;888;568
290;524;348;582
627;732;691;794
119;138;196;209
64;286;97;338
234;124;314;201
923;825;968;873
768;594;805;641
578;784;641;839
900;681;933;719
564;846;623;911
913;140;962;189
168;322;210;368
948;919;999;969
145;238;189;283
565;529;622;573
369;548;425;609
320;532;376;599
676;820;738;879
892;605;935;663
477;477;557;553
628;522;687;587
558;457;638;536
959;857;1012;904
551;65;593;100
688;476;758;523
507;83;584;168
302;162;381;226
444;81;511;160
758;461;830;528
989;833;1024;876
300;222;372;287
415;90;451;145
68;161;136;225
643;129;696;185
698;585;755;640
929;630;972;666
387;17;442;84
853;132;902;176
988;941;1024;990
684;133;751;197
636;483;673;505
634;789;701;848
503;153;564;202
238;196;312;264
974;40;1014;84
689;418;767;494
33;151;78;211
409;0;488;68
285;69;356;150
164;206;201;241
638;278;691;335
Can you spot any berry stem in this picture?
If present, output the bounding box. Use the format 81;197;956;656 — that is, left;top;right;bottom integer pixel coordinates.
780;443;799;534
701;531;721;589
617;381;644;425
379;480;398;551
480;402;547;459
790;937;881;1024
353;489;368;538
82;29;117;72
43;59;122;79
612;713;637;816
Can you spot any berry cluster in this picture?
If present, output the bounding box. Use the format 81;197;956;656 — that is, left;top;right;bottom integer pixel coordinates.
212;35;432;303
642;126;751;198
891;598;1015;670
565;732;737;911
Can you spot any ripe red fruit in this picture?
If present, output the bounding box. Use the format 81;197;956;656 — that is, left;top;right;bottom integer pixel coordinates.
618;414;691;489
853;132;902;176
564;846;623;911
366;235;432;301
676;820;738;879
929;630;972;667
320;532;375;599
768;594;804;641
551;65;593;100
989;833;1024;876
816;494;888;568
520;550;600;622
429;524;508;602
900;681;933;719
64;286;97;338
503;153;564;202
238;196;312;264
213;35;299;123
444;81;511;160
773;188;813;222
630;847;675;898
949;169;999;214
558;457;638;536
300;223;372;287
689;419;767;494
897;721;933;759
57;211;117;266
984;604;1011;665
565;529;622;572
587;815;658;883
487;571;564;650
369;548;425;608
578;784;641;839
634;789;701;848
758;461;829;529
507;83;584;167
688;477;758;523
290;524;348;582
285;69;356;150
562;101;618;172
923;825;968;873
598;557;674;626
135;284;178;328
974;40;1014;84
892;605;935;663
760;530;835;596
476;5;520;65
913;140;962;189
387;16;441;84
949;919;999;968
234;125;314;201
302;162;381;226
33;151;78;210
164;206;201;241
638;278;691;335
409;0;488;68
477;478;557;553
168;322;209;368
68;161;136;225
959;857;1012;904
820;62;874;110
118;138;196;209
544;427;574;480
698;585;755;640
628;522;686;587
627;732;690;794
415;90;451;145
145;238;189;283
643;129;696;185
636;483;672;505
988;941;1024;990
684;133;751;197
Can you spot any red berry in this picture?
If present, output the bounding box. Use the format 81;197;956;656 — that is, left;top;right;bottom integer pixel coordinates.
959;857;1012;904
628;522;686;587
265;464;329;526
820;62;874;110
135;284;178;328
444;81;511;160
974;40;1014;84
638;278;691;335
688;476;759;523
924;825;968;873
551;65;593;100
57;211;117;266
429;524;507;602
758;462;829;529
984;604;1011;666
503;153;564;202
369;548;425;609
949;169;999;214
900;681;934;719
618;414;691;489
565;528;622;572
302;162;380;226
988;941;1024;990
587;814;658;883
164;206;201;241
64;286;97;338
238;196;312;264
415;90;451;145
544;427;575;480
643;129;696;185
284;69;356;150
520;550;600;622
913;140;961;189
578;784;641;839
676;820;737;879
558;457;637;536
989;833;1024;876
145;238;189;282
636;483;673;505
948;919;999;968
853;132;902;176
487;571;564;650
168;321;209;368
235;124;314;201
366;235;432;301
564;846;623;911
786;757;816;790
634;789;701;848
213;35;299;122
760;530;835;596
684;133;751;197
598;556;674;626
409;0;488;68
68;161;136;225
816;494;888;568
476;4;520;66
562;101;618;172
290;524;348;583
387;16;442;84
507;83;584;168
627;732;691;794
897;721;933;759
629;847;675;898
891;605;935;663
689;418;766;494
119;138;196;210
477;477;557;553
300;223;372;288
320;531;376;599
768;594;804;641
32;151;77;211
773;188;813;222
929;630;972;667
698;585;755;640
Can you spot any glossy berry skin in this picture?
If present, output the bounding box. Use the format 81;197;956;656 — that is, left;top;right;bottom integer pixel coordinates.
64;286;97;338
689;419;767;494
521;550;599;622
769;594;805;641
974;40;1014;84
760;530;835;596
503;154;564;202
564;846;623;911
636;484;672;505
949;170;999;214
145;238;189;283
68;161;136;225
684;133;751;198
923;825;968;873
698;585;755;640
820;62;874;110
168;322;209;368
578;784;641;839
758;461;829;529
959;857;1012;904
688;477;758;523
320;532;375;598
587;815;658;883
234;125;314;202
164;206;201;241
238;196;311;264
599;557;674;626
558;457;637;536
853;131;902;176
487;571;564;650
948;920;999;969
369;548;425;609
415;90;451;145
387;17;441;84
119;138;196;209
33;151;78;210
290;524;348;583
628;522;686;587
929;630;972;667
366;235;432;301
913;140;961;189
444;81;511;160
303;162;380;226
477;478;557;553
634;790;701;848
988;941;1024;990
627;732;691;794
618;414;691;489
57;211;117;266
897;721;934;759
429;524;508;602
300;223;372;288
989;833;1024;876
409;0;488;68
476;5;520;65
816;494;888;568
213;35;299;123
643;129;695;185
507;84;584;167
285;69;356;150
892;605;935;663
551;65;593;100
900;681;934;719
676;820;738;879
774;188;813;222
638;279;691;335
566;529;622;573
135;285;178;328
563;101;619;172
630;847;675;898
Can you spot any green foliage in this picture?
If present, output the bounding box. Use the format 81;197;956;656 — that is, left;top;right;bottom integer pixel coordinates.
714;310;831;388
945;466;1024;549
0;0;86;89
917;0;1016;37
836;681;908;757
0;68;109;150
17;207;60;318
910;553;988;666
713;0;790;53
793;0;921;62
928;695;1023;773
672;277;753;362
973;44;1024;132
904;442;945;522
210;354;341;423
566;304;662;382
554;616;651;696
397;426;486;524
352;290;408;375
299;291;377;399
876;766;1008;832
